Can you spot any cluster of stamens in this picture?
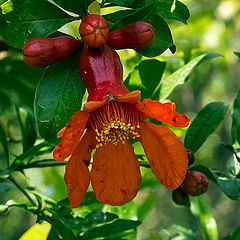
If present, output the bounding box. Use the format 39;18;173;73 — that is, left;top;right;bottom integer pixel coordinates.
89;101;140;148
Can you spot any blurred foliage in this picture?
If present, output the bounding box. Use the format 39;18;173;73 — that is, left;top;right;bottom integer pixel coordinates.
0;0;240;239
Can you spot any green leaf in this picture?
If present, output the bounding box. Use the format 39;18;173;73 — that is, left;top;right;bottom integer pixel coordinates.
124;59;166;100
103;9;135;23
234;51;240;58
34;54;86;144
106;0;135;7
81;219;141;239
184;102;228;153
0;168;13;178
154;0;190;24
229;226;240;240
0;121;9;167
15;106;37;152
53;0;93;16
159;53;222;101
0;204;9;213
191;165;240;200
232;90;240;144
0;180;16;192
196;195;218;240
0;0;76;49
137;195;157;221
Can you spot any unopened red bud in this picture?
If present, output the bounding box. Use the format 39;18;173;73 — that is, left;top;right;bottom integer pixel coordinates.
79;14;109;48
108;21;155;50
182;171;208;196
186;149;195;166
22;37;83;68
172;187;189;205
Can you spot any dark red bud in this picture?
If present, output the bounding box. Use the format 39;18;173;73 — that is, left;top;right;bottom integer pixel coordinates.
78;44;129;101
22;37;83;68
182;171;208;196
108;21;155;50
186;149;195;166
172;187;189;205
79;14;109;48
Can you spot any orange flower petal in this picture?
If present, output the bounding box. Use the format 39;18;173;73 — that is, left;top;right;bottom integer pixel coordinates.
136;99;189;127
91;141;142;206
139;120;188;190
57;127;66;138
53;110;90;161
84;99;108;112
64;129;96;208
116;90;141;103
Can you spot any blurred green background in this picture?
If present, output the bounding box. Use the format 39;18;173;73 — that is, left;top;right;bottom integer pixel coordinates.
0;0;240;239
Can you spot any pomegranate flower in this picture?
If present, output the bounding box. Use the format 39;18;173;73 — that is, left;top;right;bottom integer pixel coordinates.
53;44;190;207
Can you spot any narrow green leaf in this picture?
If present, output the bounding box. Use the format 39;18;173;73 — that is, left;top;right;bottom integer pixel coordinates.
15;106;37;152
106;0;135;7
196;195;218;240
34;54;86;144
184;102;228;153
0;122;9;167
159;53;222;101
81;219;141;239
191;165;240;200
0;168;13;178
124;59;166;100
53;0;93;16
232;90;240;144
0;0;76;48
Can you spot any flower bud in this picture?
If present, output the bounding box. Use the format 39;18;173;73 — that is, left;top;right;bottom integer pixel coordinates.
172;187;189;205
186;149;195;166
78;44;129;101
108;21;155;50
79;14;109;48
182;171;208;196
22;37;83;68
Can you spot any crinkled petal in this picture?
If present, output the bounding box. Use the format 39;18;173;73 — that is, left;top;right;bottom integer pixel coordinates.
116;90;141;103
139;120;188;190
53;110;90;161
136;99;189;127
64;129;96;208
84;99;108;112
91;141;142;206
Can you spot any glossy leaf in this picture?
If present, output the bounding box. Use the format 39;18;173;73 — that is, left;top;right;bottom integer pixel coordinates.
196;195;218;240
0;122;9;167
106;0;135;7
232;90;240;144
191;165;240;200
124;59;166;100
34;54;86;144
15;106;37;152
53;0;93;16
184;102;228;153
0;0;76;48
159;53;222;101
80;219;141;239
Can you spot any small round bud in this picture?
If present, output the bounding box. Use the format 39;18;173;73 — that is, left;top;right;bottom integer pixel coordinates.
172;187;189;205
182;171;208;196
186;149;195;166
79;14;109;48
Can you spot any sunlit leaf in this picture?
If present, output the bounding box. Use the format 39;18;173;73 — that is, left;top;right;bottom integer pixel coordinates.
159;53;222;101
124;59;166;100
19;222;51;240
0;122;9;167
34;54;86;144
191;165;240;200
232;90;240;144
184;102;228;153
15;106;37;152
0;0;77;48
196;195;218;240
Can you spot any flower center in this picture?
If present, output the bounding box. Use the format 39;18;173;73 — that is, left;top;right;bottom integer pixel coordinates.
89;101;140;148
